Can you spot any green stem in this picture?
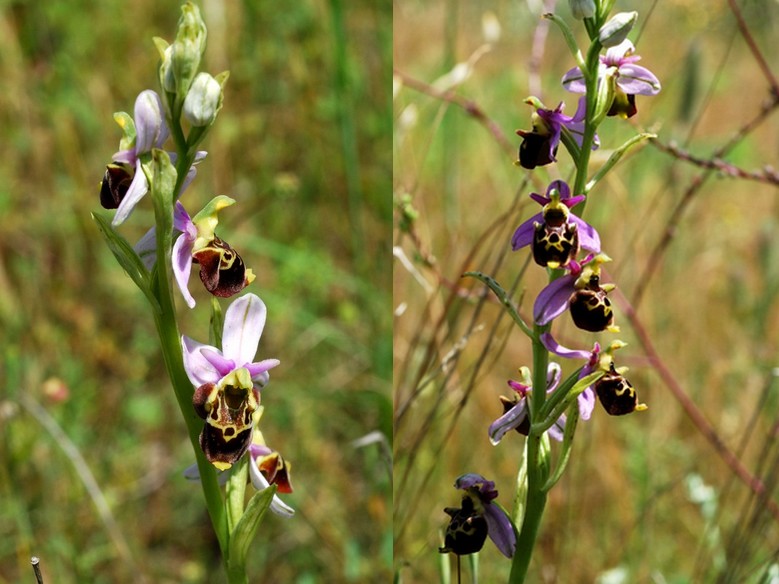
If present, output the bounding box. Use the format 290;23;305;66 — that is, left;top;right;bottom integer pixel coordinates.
149;151;230;558
508;327;550;583
572;39;603;211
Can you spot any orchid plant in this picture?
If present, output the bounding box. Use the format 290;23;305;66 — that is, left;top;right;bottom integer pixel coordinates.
93;4;292;583
440;1;659;581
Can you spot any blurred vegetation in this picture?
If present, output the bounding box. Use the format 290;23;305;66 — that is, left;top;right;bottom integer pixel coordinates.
0;0;391;582
395;0;779;582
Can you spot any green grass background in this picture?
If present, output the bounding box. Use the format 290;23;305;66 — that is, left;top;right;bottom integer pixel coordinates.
395;0;779;582
0;0;391;582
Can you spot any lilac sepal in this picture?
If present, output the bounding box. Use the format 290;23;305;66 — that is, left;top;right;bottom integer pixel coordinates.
488;398;528;444
533;274;576;325
112;90;169;226
561;67;586;93
484;504;516;558
540;332;599;421
453;473;515;558
570;215;601;252
181;294;280;389
616;63;661;95
511;212;542;250
172;202;198;308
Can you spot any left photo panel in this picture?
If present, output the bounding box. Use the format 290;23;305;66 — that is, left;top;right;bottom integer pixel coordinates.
0;1;391;582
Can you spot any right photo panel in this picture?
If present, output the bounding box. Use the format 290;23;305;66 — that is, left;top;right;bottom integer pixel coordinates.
394;0;779;581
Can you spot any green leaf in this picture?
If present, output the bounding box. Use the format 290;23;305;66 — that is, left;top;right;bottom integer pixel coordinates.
462;271;533;338
585;132;656;194
225;457;249;535
228;484;277;568
92;213;159;311
542;401;580;492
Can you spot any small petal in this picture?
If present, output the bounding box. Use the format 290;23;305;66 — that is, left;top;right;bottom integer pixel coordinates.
181;336;222;386
222;293;267;366
201;347;237;377
245;359;280;379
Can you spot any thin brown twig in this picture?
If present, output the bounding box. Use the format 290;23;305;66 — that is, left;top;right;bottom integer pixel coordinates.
637;89;779;307
31;557;43;584
394;68;515;155
650;139;779;187
614;286;779;523
726;0;779;95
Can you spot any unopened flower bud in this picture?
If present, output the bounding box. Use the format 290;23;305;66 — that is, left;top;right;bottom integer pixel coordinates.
569;0;595;19
171;2;207;97
598;11;637;48
183;72;222;126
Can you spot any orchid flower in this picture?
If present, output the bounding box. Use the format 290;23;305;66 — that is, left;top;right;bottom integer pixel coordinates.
182;293;279;470
562;40;661;119
134;197;254;307
533;252;618;332
542;333;646;416
511;180;600;269
172;198;255;307
100;90;169;225
439;473;516;558
248;432;295;518
489;363;566;444
516;97;599;169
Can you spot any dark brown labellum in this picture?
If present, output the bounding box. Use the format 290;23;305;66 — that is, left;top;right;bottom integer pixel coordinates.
532;220;579;268
439;496;488;556
193;236;250;298
607;90;637;119
569;275;613;332
100;163;133;209
192;381;260;469
594;364;640;415
518;131;556;169
256;451;293;494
